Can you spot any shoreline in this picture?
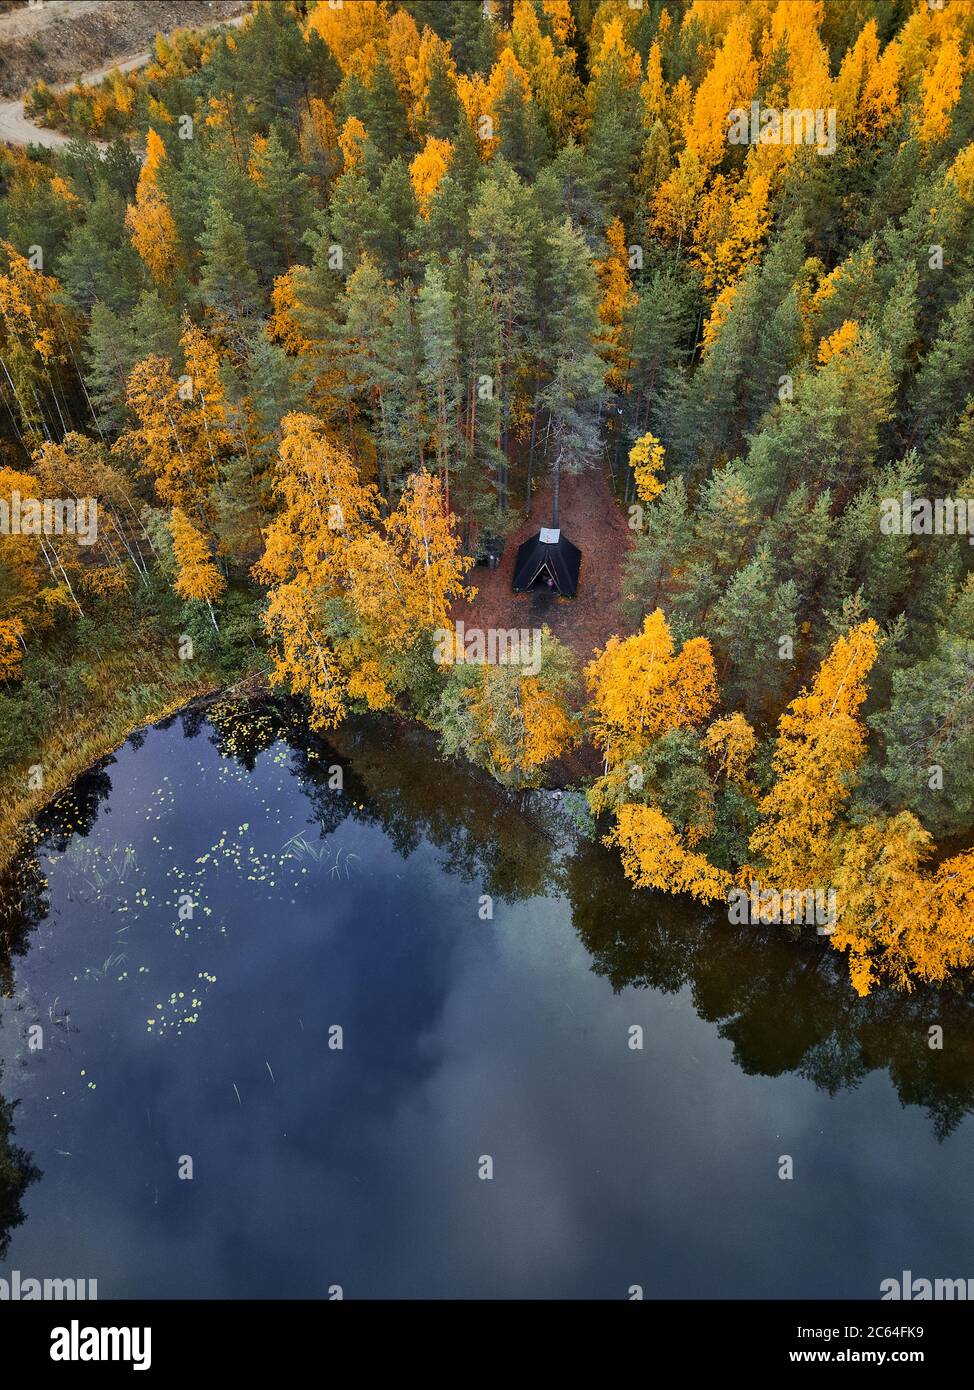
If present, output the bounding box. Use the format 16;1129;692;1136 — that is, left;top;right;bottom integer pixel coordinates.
0;669;269;876
0;667;588;877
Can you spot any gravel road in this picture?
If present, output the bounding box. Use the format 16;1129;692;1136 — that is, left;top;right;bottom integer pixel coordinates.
0;3;247;149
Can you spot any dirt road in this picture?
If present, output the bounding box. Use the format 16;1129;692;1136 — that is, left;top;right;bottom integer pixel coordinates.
0;1;247;148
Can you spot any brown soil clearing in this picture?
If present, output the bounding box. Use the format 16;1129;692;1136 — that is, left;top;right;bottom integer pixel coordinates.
452;465;635;671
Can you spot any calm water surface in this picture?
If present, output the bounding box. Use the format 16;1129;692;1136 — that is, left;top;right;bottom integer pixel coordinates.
1;700;973;1299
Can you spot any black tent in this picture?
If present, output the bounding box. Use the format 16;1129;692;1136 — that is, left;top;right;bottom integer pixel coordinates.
511;528;581;597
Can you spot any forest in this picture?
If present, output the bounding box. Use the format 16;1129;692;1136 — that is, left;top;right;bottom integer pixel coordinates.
1;0;974;997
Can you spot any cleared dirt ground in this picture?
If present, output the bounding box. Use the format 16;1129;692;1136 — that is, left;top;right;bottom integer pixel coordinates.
0;1;247;98
452;466;636;671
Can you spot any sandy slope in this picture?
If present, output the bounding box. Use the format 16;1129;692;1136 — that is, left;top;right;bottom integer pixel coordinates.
0;2;247;148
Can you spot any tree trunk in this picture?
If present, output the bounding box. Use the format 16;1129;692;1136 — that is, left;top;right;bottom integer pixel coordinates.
526;371;540;515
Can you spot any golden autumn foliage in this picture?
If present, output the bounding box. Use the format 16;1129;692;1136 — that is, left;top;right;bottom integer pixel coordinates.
406;26;460;136
686;12;757;173
346;468;474;648
6;0;974;1006
818;318;860;365
254;413;383;727
338;115;369;172
438;622;578;787
768;0;833;117
700;280;738;356
806;246;876;331
247;133;270;184
703;713;757;790
585;609;718;768
0;241;75;368
946;142;974;203
640;40;667;128
0;617;25;682
926;851;974;981
121;356;205;508
918;36;964;146
409;137;453;217
588;17;641;96
0;465;52;642
595;218;636;390
749;621;880;889
540;0;573;47
462;659;578;784
833;19;882;129
126;129;179;282
170;506;226;610
386;8;421;100
483;47;534;150
30;433;139;604
831;815;974;996
510;0;582;142
1;434;139;629
628;432;666;505
118;321;233;525
693;171;771;294
606;803;731;903
831;16;904;142
269;267;313;355
455;71;493;154
205;94;248;170
858;36;903;136
49;175;79;210
307;0;388;77
651;150;706;247
300;96;340;177
256;418;472;730
379;469;474;629
683;0;743;44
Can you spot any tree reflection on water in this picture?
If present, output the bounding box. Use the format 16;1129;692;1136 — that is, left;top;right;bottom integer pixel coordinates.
1;694;973;1257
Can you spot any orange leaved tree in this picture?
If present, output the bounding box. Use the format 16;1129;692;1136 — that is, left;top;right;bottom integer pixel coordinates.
170;507;226;630
585;608;718;770
256;419;472;729
748;620;880;889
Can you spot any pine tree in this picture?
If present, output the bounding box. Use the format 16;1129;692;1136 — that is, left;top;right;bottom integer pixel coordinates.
539;218;606;527
708;545;799;717
252;128;315;275
624;267;695;444
418;263;460;506
58;182;143;314
909;288;974;447
198;199;262;335
363;57;409;161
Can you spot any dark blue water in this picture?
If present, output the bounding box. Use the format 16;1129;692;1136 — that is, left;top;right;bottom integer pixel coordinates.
1;702;973;1298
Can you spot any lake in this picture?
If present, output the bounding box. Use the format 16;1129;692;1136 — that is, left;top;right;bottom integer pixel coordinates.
1;699;973;1299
